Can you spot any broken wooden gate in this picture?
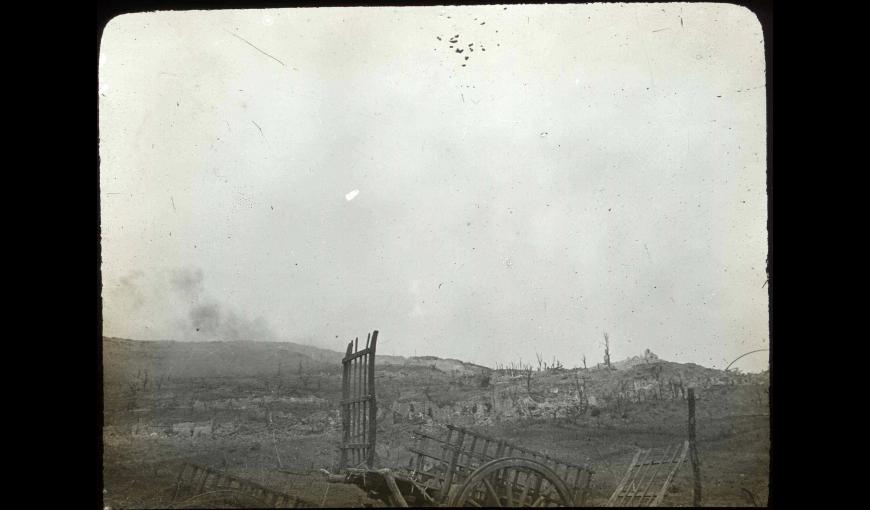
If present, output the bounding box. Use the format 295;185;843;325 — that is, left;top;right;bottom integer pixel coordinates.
338;330;378;470
172;461;311;508
606;440;689;507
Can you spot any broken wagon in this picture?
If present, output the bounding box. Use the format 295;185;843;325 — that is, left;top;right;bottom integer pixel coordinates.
323;330;596;507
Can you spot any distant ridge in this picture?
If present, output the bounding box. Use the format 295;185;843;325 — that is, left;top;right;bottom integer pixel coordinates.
103;337;766;386
102;337;491;380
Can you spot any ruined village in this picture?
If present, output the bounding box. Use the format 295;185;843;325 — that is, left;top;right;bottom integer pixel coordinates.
102;333;769;508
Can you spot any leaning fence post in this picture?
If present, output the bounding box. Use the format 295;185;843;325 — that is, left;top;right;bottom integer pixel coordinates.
687;388;702;506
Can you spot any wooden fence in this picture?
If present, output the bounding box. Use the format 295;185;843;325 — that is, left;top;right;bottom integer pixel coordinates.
338;330;378;470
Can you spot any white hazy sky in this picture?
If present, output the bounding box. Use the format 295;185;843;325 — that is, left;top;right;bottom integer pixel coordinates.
99;4;769;373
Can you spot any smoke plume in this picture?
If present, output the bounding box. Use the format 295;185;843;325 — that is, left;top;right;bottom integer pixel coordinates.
105;267;277;342
170;267;277;341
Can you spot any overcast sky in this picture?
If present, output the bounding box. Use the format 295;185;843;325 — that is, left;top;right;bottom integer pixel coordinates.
99;4;769;373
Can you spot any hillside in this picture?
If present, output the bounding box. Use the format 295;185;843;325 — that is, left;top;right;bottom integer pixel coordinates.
103;336;767;431
379;354;491;376
102;337;343;381
102;337;491;383
103;336;769;507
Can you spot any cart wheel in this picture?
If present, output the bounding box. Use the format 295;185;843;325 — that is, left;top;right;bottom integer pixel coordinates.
449;457;574;507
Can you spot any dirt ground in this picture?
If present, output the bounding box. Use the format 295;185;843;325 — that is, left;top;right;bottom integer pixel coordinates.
103;411;767;508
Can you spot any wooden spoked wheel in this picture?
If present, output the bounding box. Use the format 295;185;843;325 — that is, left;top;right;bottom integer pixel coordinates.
450;457;574;507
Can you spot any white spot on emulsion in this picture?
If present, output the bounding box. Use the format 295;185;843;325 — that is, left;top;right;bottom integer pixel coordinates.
263;16;274;26
345;189;360;201
410;304;425;318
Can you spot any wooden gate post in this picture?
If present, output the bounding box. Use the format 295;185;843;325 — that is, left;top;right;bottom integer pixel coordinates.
339;341;352;470
687;388;702;506
367;330;378;468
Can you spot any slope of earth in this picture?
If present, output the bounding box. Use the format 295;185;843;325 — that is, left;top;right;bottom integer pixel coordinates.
102;337;768;507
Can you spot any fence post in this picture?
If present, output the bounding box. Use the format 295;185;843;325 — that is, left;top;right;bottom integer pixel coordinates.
367;330;378;468
687;388;702;506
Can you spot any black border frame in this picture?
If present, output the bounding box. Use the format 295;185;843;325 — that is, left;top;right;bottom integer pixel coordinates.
93;1;778;507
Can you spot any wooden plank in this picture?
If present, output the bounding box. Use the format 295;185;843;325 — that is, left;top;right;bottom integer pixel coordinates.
379;468;409;507
411;469;447;483
406;448;475;475
506;445;521;505
531;460;545;501
415;435;428;473
628;447;662;505
349;347;355;451
172;463;189;500
635;459;678;467
342;347;374;363
340;396;375;405
441;427;466;504
451;425;497;444
340;443;374;449
367;331;378;468
607;449;641;507
340;341;352;470
579;470;593;507
467;435;479;471
568;467;581;505
615;492;657;498
350;354;356;467
355;343;361;446
629;445;671;506
623;448;653;506
651;441;689;507
412;429;449;444
441;427;455;473
357;353;363;457
495;439;506;458
361;346;367;463
480;438;490;467
197;470;211;493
